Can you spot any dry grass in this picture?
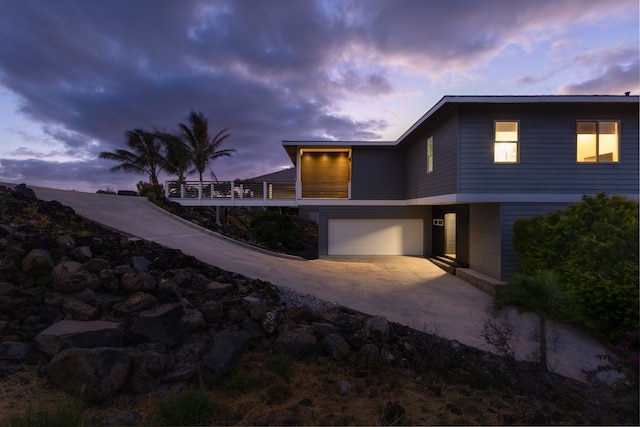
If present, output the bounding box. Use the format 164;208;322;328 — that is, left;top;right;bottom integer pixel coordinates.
1;347;636;426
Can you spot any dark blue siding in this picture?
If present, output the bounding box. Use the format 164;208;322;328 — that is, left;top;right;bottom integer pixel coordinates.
469;203;501;278
403;112;459;198
458;103;639;195
351;147;405;199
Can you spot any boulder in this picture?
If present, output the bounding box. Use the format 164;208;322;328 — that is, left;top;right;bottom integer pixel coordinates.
130;302;191;346
52;260;83;280
156;280;182;303
21;249;54;277
131;256;151;273
321;333;351;360
69;246;92;263
199;300;224;323
358;343;381;365
0;342;37;364
202;330;251;383
206;281;233;295
140;272;156;292
98;268;120;292
127;350;168;394
63;297;99;320
365;315;390;344
13;183;36;199
275;327;318;359
81;258;110;273
121;272;143;293
54;270;101;293
48;347;130;402
55;235;75;250
112;292;159;317
35;319;125;356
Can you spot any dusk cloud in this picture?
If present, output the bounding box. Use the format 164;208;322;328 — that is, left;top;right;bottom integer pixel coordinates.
0;0;637;191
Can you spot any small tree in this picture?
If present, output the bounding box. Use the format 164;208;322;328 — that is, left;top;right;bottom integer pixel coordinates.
179;111;234;182
99;129;165;185
157;132;193;182
493;270;569;373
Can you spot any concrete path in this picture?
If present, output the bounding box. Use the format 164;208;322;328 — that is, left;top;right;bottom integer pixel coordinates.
23;185;608;382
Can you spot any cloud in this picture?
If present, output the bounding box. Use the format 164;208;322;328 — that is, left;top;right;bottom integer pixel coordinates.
558;59;640;95
0;0;637;190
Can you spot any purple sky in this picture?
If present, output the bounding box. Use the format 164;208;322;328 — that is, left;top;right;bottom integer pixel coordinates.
0;0;638;192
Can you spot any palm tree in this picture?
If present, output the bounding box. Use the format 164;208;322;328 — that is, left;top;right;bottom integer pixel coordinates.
99;129;164;186
179;111;234;182
492;269;568;373
157;132;192;182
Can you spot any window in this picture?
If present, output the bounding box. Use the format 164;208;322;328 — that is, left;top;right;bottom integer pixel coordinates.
577;121;619;163
494;121;518;163
427;136;433;173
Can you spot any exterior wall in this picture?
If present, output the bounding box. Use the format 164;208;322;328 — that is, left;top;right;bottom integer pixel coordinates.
501;202;571;280
300;151;350;198
458;103;639;196
350;146;405;199
404;112;459;198
316;205;428;256
468;203;502;279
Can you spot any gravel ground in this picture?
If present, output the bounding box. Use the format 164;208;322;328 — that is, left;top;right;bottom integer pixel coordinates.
277;285;339;311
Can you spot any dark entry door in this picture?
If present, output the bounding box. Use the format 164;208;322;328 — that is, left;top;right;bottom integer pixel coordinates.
432;205;469;266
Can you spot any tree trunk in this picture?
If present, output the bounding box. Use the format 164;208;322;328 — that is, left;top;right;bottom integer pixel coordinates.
539;316;548;373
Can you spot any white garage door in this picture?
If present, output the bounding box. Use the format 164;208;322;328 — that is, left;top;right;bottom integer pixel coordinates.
328;219;423;255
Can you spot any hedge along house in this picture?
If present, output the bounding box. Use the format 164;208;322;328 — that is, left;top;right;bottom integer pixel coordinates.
282;95;639;282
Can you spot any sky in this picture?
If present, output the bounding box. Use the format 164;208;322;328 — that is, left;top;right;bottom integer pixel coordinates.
0;0;638;192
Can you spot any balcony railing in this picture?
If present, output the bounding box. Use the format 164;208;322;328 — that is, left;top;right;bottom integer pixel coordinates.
301;181;350;199
165;180;296;201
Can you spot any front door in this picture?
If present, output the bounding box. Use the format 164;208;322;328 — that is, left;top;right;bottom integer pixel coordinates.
432;205;469;267
444;213;456;258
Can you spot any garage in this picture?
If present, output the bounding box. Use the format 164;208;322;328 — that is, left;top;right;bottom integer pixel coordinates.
328;218;424;255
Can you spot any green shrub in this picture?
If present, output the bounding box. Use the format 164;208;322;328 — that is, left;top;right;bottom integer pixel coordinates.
248;211;304;250
136;181;164;201
149;387;223;426
512;193;639;342
8;401;86;427
219;371;261;396
265;353;294;379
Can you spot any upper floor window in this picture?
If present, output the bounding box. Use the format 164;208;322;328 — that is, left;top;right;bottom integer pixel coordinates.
494;121;518;163
427;136;433;173
577;121;619;163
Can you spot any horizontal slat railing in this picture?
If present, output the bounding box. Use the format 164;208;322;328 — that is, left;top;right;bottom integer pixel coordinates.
301;181;349;199
165;181;296;201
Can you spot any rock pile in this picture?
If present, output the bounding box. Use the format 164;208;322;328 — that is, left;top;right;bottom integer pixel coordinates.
0;184;425;403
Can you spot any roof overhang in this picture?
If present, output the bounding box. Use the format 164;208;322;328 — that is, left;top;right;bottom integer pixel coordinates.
397;94;640;143
282;140;395;164
282;94;639;162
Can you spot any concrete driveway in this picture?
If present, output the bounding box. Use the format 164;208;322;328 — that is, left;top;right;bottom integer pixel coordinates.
25;185;608;382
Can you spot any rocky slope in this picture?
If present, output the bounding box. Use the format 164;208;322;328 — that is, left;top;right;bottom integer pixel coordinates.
0;184;637;425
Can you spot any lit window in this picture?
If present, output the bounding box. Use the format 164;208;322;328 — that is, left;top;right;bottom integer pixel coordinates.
494;121;518;163
577;121;619;163
427;136;433;173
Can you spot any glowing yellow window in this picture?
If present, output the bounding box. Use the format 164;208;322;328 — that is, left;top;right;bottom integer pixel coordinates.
494;121;518;163
427;136;433;173
577;121;619;163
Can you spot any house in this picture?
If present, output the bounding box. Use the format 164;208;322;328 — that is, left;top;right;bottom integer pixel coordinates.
282;95;639;282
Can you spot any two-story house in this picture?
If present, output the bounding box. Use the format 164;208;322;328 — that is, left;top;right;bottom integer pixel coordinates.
282;95;639;282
